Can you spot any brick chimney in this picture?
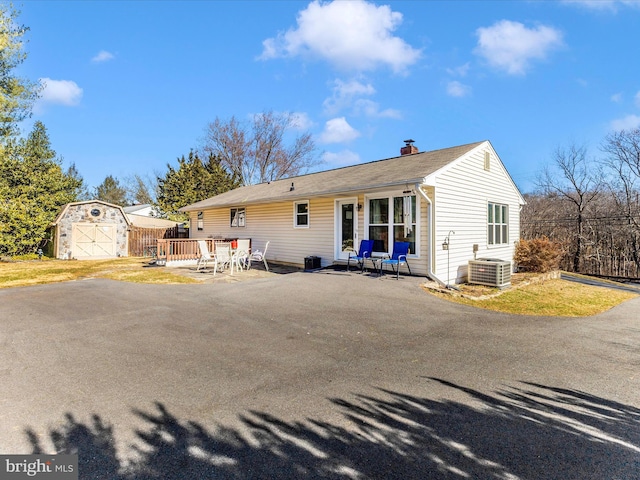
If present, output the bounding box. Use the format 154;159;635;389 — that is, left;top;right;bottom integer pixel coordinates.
400;139;418;155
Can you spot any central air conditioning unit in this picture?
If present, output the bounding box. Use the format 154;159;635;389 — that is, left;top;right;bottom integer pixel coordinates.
468;258;512;288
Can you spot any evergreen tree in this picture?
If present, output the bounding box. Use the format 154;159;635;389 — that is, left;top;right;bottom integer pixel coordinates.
0;122;82;255
0;4;39;143
0;9;81;256
94;175;128;206
156;151;240;219
66;163;90;201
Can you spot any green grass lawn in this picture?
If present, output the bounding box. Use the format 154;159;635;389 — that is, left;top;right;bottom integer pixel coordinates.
427;276;637;317
0;257;199;288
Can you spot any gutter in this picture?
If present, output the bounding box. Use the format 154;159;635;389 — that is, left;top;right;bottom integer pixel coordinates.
415;183;446;287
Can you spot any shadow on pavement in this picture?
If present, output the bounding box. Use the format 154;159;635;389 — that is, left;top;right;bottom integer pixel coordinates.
24;380;640;479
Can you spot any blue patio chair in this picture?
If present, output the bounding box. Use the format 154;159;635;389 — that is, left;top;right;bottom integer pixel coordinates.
380;241;412;279
347;239;374;273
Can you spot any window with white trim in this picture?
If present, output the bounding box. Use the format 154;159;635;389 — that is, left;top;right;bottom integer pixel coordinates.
197;211;204;231
230;207;245;227
488;202;508;245
367;194;417;254
294;200;309;228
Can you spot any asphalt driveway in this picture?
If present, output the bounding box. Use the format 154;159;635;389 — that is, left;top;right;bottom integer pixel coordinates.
1;270;639;479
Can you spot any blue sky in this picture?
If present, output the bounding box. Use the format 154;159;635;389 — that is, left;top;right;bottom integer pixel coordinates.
15;0;640;194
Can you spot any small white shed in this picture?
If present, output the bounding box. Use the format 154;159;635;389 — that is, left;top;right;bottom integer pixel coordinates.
51;200;130;259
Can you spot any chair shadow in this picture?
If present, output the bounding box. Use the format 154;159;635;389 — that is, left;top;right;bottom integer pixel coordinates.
25;379;640;479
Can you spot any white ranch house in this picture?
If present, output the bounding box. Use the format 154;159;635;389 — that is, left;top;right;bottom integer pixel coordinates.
180;140;525;285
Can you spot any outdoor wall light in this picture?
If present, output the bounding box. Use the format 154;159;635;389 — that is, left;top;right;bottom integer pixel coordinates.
357;203;363;211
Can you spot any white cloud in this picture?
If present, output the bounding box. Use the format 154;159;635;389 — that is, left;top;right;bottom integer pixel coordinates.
323;79;376;115
322;149;361;168
334;79;376;98
562;0;640;11
323;78;400;118
610;114;640;131
91;50;115;63
446;81;472;98
353;99;402;118
446;63;470;77
635;91;640;108
474;20;564;75
259;0;421;74
289;112;314;130
320;117;360;144
38;78;83;106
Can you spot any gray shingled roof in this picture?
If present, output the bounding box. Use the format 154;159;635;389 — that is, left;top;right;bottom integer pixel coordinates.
180;141;485;211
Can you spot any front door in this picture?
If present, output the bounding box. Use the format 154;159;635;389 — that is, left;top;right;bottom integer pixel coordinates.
336;199;357;260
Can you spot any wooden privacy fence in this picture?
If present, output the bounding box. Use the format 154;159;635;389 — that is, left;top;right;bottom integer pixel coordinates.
128;225;186;257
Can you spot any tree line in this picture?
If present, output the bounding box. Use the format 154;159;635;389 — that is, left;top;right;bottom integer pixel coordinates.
0;5;318;256
5;3;638;277
92;109;318;220
522;129;640;279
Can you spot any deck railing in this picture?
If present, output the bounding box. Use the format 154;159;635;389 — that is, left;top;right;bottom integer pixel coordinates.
156;238;245;265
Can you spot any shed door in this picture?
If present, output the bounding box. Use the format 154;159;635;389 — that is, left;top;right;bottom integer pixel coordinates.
72;223;117;258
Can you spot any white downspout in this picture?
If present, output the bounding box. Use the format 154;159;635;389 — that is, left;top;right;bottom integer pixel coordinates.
416;184;446;286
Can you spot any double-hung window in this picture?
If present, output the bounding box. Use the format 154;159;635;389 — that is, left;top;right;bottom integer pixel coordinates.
294;200;309;228
367;194;417;254
230;207;245;227
488;203;508;245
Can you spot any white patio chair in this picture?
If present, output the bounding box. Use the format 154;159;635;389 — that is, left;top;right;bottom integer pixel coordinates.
196;240;214;272
234;239;251;271
213;242;234;275
247;241;270;271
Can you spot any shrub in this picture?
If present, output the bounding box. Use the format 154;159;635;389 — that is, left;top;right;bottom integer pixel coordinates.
514;237;562;273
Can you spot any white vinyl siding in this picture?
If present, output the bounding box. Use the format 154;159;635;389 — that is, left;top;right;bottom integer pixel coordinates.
431;144;521;284
191;198;335;267
188;193;430;273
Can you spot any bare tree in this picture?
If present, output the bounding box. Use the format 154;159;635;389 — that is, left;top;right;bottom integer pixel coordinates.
600;128;640;273
536;143;602;272
200;110;319;186
125;173;158;205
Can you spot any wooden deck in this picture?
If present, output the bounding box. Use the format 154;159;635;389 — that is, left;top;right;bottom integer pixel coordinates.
156;238;247;266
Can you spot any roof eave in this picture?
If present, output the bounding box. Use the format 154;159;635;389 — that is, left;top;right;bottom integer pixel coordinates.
179;177;427;211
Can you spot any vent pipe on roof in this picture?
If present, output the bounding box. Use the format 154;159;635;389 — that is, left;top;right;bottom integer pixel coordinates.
401;139;419;155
